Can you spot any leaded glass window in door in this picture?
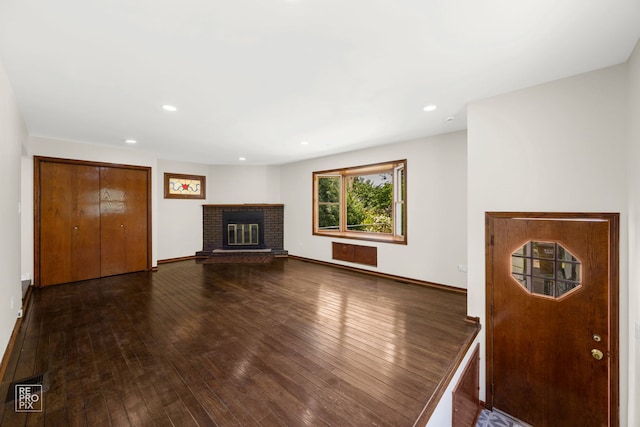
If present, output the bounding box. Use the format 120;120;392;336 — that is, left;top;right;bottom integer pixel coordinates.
511;241;581;298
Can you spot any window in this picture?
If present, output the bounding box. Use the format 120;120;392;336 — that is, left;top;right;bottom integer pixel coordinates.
313;160;406;244
511;241;582;299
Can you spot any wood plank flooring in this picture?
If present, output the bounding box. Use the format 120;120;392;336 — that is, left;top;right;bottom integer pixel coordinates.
0;259;478;426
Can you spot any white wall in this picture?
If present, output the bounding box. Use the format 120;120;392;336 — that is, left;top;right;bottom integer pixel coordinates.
156;160;210;261
207;165;281;204
20;152;33;284
467;63;630;424
280;131;468;288
0;59;27;356
626;39;640;427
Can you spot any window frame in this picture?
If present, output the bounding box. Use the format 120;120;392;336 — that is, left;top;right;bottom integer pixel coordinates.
312;159;407;244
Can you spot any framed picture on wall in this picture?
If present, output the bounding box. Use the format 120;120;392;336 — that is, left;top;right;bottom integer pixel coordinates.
164;173;206;199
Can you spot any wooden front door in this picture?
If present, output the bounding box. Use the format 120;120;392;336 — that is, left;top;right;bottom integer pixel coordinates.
100;166;149;277
486;213;618;427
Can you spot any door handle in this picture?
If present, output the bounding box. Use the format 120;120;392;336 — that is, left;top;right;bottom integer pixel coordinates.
591;349;604;360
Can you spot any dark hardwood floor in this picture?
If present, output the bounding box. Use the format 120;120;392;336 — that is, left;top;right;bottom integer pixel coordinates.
1;259;478;426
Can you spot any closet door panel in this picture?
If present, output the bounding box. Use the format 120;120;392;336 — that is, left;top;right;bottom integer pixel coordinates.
39;162;100;286
100;167;149;276
70;165;102;281
40;162;73;286
100;167;127;276
123;168;149;272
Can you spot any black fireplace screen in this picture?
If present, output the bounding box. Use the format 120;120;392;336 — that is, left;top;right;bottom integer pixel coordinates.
228;223;259;246
222;211;265;249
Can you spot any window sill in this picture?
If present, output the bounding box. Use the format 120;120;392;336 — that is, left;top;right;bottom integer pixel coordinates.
313;231;406;245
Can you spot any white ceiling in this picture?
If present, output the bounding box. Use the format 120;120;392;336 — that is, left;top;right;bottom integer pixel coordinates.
1;0;639;165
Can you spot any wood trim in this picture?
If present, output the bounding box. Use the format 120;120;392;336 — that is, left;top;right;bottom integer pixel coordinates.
465;315;480;324
33;158;42;286
485;211;619;427
33;155;152;171
312;230;407;245
157;255;197;264
202;204;284;207
164;173;206;199
34;156;153;287
313;159;407;176
609;213;620;427
289;255;467;294
312;171;319;243
413;327;481;426
484;213;495;410
452;344;482;427
146;167;153;273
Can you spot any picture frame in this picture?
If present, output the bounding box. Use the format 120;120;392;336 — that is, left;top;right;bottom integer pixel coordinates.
164;173;206;199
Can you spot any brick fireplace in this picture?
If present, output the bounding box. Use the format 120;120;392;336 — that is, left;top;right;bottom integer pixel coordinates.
197;204;286;256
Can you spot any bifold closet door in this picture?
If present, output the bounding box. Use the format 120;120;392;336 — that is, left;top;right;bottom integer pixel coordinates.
39;162;101;286
100;166;149;276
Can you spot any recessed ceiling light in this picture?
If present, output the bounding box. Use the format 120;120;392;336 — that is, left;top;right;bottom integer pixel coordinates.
124;139;137;144
423;105;437;112
300;141;309;145
162;105;177;112
239;157;246;161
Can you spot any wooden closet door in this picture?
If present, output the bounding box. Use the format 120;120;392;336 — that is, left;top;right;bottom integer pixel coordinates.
39;162;101;286
100;166;149;276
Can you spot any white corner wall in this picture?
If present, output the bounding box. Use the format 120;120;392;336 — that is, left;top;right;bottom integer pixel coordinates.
0;59;27;356
280;131;468;288
467;63;630;424
626;39;640;427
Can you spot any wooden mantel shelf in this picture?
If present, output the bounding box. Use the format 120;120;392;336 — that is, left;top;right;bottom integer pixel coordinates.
202;204;284;207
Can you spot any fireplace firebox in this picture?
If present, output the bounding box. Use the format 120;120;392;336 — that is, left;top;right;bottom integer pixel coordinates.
222;211;265;249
